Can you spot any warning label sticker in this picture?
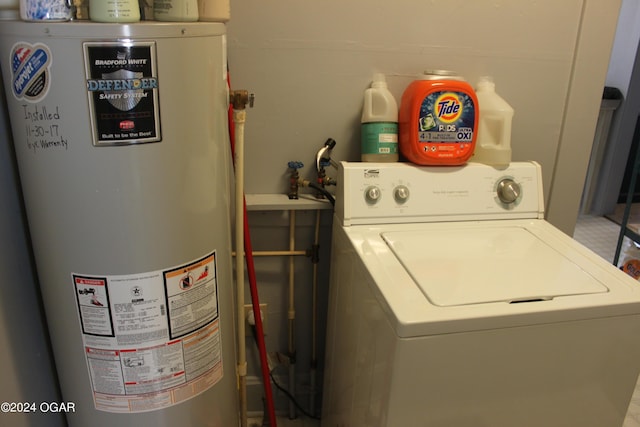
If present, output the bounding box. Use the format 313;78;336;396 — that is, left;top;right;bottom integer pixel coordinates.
164;255;219;339
72;252;223;413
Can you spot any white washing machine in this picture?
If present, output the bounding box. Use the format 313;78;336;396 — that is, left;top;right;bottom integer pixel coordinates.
321;161;640;427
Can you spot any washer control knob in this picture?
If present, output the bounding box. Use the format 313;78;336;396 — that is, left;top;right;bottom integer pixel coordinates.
365;186;381;204
497;179;521;204
394;185;410;204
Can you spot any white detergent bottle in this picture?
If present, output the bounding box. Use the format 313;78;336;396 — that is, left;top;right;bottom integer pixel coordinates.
89;0;140;22
361;73;399;162
472;76;514;167
154;0;198;21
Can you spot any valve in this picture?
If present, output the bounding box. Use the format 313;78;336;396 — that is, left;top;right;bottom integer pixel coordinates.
229;91;255;110
314;138;337;199
287;161;304;200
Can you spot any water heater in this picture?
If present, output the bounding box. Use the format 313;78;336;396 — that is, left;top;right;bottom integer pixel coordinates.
0;21;238;426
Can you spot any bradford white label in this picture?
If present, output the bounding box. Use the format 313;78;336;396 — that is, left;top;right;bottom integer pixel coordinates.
84;41;161;146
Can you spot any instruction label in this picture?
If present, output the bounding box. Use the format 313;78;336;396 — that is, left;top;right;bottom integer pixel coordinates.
84;41;161;146
72;252;223;413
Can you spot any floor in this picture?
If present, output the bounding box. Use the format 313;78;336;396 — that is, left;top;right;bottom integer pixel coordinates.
248;416;319;427
573;214;625;264
252;214;640;427
572;214;640;427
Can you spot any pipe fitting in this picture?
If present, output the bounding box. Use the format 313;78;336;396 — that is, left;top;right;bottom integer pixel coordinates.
315;138;336;172
230;90;254;110
287;161;304;200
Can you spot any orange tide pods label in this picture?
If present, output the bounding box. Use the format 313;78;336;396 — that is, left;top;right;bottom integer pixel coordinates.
399;78;479;165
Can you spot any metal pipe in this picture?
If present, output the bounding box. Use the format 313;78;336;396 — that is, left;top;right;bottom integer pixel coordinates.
309;209;321;415
229;90;277;426
254;250;307;257
288;210;297;419
233;105;248;427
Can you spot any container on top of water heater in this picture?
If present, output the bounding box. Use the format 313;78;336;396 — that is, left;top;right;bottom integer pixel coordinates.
197;0;229;21
89;0;140;22
19;0;71;21
154;0;199;21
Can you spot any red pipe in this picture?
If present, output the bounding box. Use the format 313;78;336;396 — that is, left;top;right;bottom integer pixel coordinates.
228;82;278;427
243;199;277;427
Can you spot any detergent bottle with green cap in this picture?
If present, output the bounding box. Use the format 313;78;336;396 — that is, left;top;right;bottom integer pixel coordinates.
399;70;478;165
361;73;399;162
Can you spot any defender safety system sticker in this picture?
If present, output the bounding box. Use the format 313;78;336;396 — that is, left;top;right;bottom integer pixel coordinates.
84;41;161;146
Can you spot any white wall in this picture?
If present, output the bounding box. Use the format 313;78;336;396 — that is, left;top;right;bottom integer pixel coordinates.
227;0;620;235
546;0;622;229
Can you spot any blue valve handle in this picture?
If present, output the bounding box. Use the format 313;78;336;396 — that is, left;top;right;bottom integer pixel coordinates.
288;161;304;170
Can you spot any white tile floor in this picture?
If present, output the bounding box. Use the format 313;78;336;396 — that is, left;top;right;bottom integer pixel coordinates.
574;214;640;427
573;213;626;264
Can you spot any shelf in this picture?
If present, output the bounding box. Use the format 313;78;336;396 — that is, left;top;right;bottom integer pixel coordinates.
245;193;333;212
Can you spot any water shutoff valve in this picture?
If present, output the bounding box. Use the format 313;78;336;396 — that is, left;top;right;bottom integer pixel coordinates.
287;161;304;199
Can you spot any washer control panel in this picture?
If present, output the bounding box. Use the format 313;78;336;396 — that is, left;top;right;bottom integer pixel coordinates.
337;161;544;226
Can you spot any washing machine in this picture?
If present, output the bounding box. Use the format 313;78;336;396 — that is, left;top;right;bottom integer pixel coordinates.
321;161;640;427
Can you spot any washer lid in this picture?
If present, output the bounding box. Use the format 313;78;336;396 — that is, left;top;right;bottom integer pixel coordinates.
381;226;608;307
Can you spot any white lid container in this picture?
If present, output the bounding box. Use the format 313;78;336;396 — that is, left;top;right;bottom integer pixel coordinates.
154;0;198;21
472;76;514;167
197;0;229;22
89;0;140;22
20;0;71;21
0;0;18;20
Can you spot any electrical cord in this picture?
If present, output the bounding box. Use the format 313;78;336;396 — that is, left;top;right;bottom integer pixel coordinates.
269;371;321;421
250;325;322;421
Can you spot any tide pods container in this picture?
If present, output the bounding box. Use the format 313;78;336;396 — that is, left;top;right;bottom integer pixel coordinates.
399;70;479;165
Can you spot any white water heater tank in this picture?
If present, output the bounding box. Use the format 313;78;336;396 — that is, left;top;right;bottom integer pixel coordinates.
0;21;238;427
